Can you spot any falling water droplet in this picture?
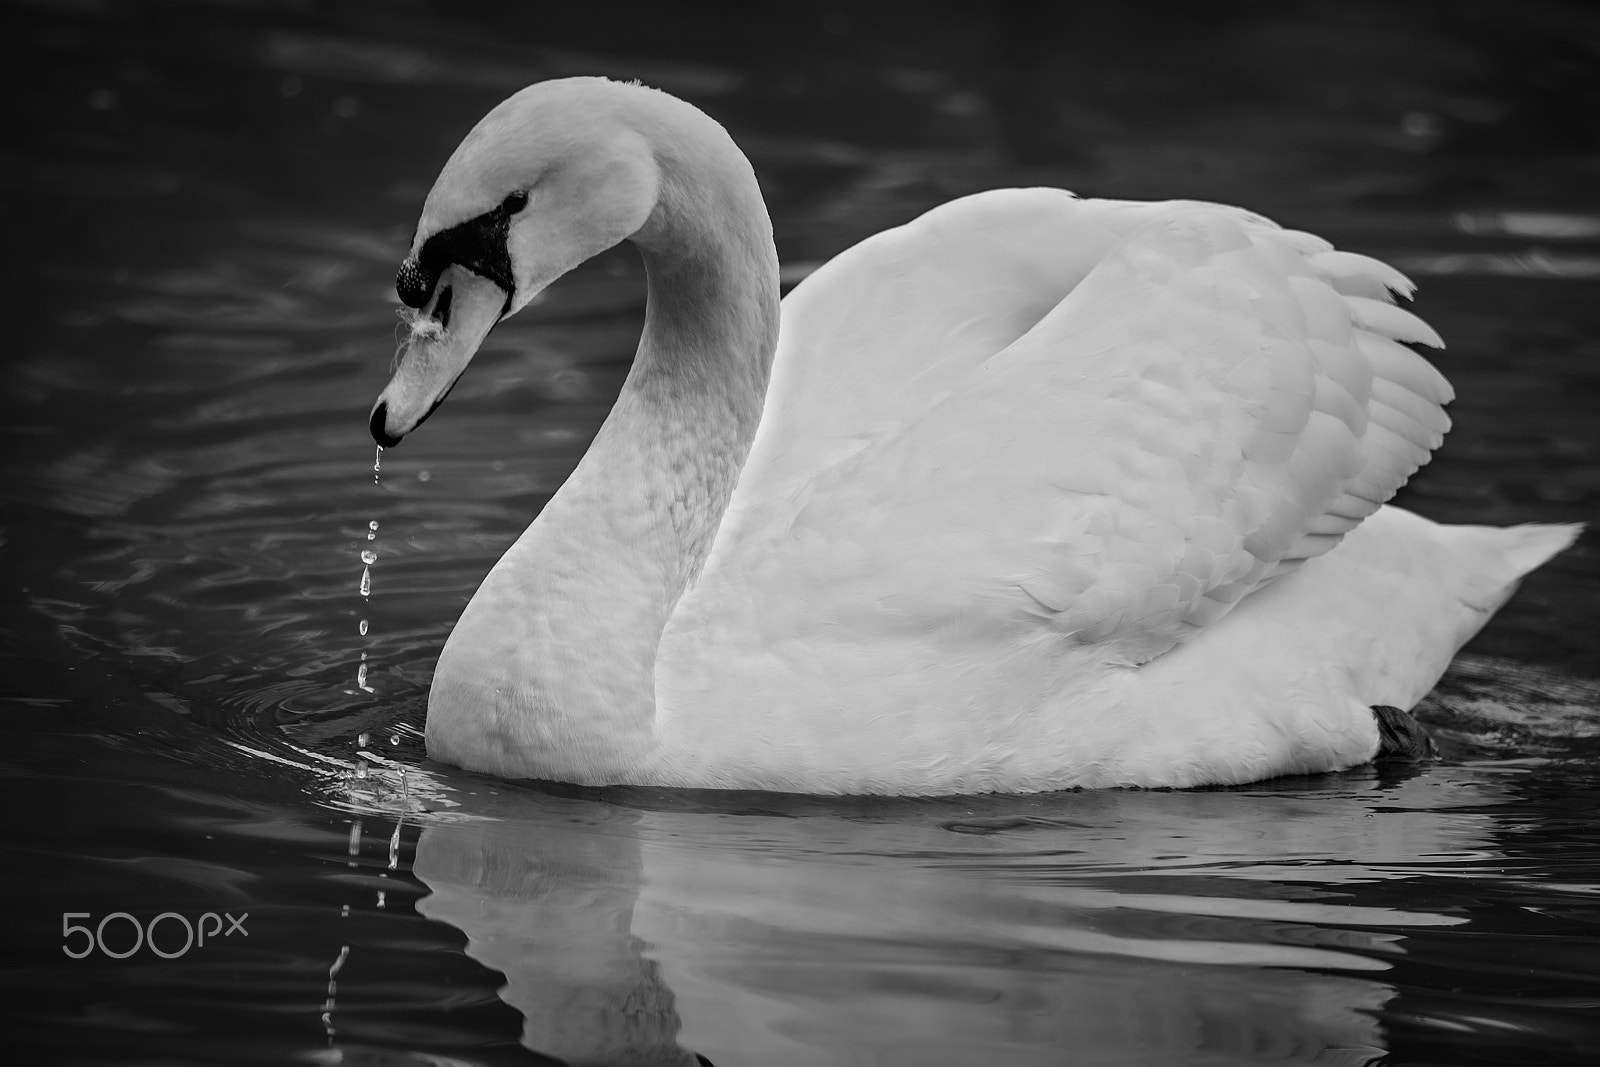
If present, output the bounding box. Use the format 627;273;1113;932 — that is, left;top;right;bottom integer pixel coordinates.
390;734;400;746
360;470;381;695
355;760;369;780
358;731;371;748
323;941;350;1042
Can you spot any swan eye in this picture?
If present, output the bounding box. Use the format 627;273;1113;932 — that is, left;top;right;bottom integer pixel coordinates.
502;189;529;213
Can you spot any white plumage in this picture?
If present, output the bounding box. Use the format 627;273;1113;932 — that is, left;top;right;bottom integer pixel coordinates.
370;78;1577;794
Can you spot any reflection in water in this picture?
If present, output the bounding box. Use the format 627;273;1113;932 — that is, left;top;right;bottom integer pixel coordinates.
416;799;704;1067
406;767;1510;1066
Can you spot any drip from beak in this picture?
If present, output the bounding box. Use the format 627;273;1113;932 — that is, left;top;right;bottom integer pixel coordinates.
370;265;507;446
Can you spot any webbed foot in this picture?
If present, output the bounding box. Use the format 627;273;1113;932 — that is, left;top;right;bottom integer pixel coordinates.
1372;704;1440;762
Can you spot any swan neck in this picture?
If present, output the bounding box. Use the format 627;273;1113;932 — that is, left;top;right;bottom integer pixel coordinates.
627;121;781;595
429;105;778;782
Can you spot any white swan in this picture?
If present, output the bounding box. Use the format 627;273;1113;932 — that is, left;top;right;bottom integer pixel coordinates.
370;77;1578;794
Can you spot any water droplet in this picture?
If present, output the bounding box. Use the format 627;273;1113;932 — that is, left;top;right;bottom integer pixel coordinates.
359;566;371;597
357;731;370;748
355;761;369;780
357;661;373;692
360;549;377;565
369;520;379;532
390;734;400;746
358;619;368;636
417;470;431;482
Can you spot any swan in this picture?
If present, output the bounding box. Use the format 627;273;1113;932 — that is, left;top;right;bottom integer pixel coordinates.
369;77;1578;794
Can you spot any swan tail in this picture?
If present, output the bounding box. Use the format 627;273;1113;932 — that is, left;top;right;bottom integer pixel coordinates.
1444;521;1582;613
1496;522;1584;579
1284;509;1580;716
1394;519;1582;711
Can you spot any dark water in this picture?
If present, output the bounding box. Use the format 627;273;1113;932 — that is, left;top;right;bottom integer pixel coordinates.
4;1;1599;1064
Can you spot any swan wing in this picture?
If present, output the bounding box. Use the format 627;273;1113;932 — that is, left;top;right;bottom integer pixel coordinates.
763;201;1451;666
715;189;1205;568
732;191;1175;505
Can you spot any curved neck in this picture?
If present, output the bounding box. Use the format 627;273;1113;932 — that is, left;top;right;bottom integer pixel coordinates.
428;109;779;783
626;140;782;599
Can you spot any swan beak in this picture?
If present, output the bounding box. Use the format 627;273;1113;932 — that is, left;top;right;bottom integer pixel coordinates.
370;266;506;446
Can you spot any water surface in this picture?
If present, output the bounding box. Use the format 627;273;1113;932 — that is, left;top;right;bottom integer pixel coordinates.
3;1;1599;1064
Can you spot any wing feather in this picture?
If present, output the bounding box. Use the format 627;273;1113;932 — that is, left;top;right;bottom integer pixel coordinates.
1309;249;1417;299
760;198;1452;667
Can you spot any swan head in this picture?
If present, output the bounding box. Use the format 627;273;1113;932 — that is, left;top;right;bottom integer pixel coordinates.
371;78;663;446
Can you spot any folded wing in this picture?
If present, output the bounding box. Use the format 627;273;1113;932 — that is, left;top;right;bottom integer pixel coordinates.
771;201;1451;666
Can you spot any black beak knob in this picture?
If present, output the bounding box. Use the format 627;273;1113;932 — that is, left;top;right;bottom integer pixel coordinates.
396;258;435;308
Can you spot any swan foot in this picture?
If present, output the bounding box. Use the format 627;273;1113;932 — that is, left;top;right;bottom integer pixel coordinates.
1371;704;1439;762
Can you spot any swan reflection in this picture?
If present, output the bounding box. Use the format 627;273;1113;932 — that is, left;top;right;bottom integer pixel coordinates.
400;764;1514;1065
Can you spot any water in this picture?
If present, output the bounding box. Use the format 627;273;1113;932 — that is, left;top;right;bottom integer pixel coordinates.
3;1;1598;1063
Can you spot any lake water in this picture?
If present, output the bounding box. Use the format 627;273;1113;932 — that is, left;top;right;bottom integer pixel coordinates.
3;1;1599;1064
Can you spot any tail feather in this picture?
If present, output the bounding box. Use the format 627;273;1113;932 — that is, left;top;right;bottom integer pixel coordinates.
1442;521;1582;615
1497;522;1583;580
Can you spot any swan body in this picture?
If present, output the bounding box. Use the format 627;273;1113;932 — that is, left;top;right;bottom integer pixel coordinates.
371;78;1578;794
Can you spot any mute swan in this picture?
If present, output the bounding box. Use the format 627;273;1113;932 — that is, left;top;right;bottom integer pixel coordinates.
370;77;1578;794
